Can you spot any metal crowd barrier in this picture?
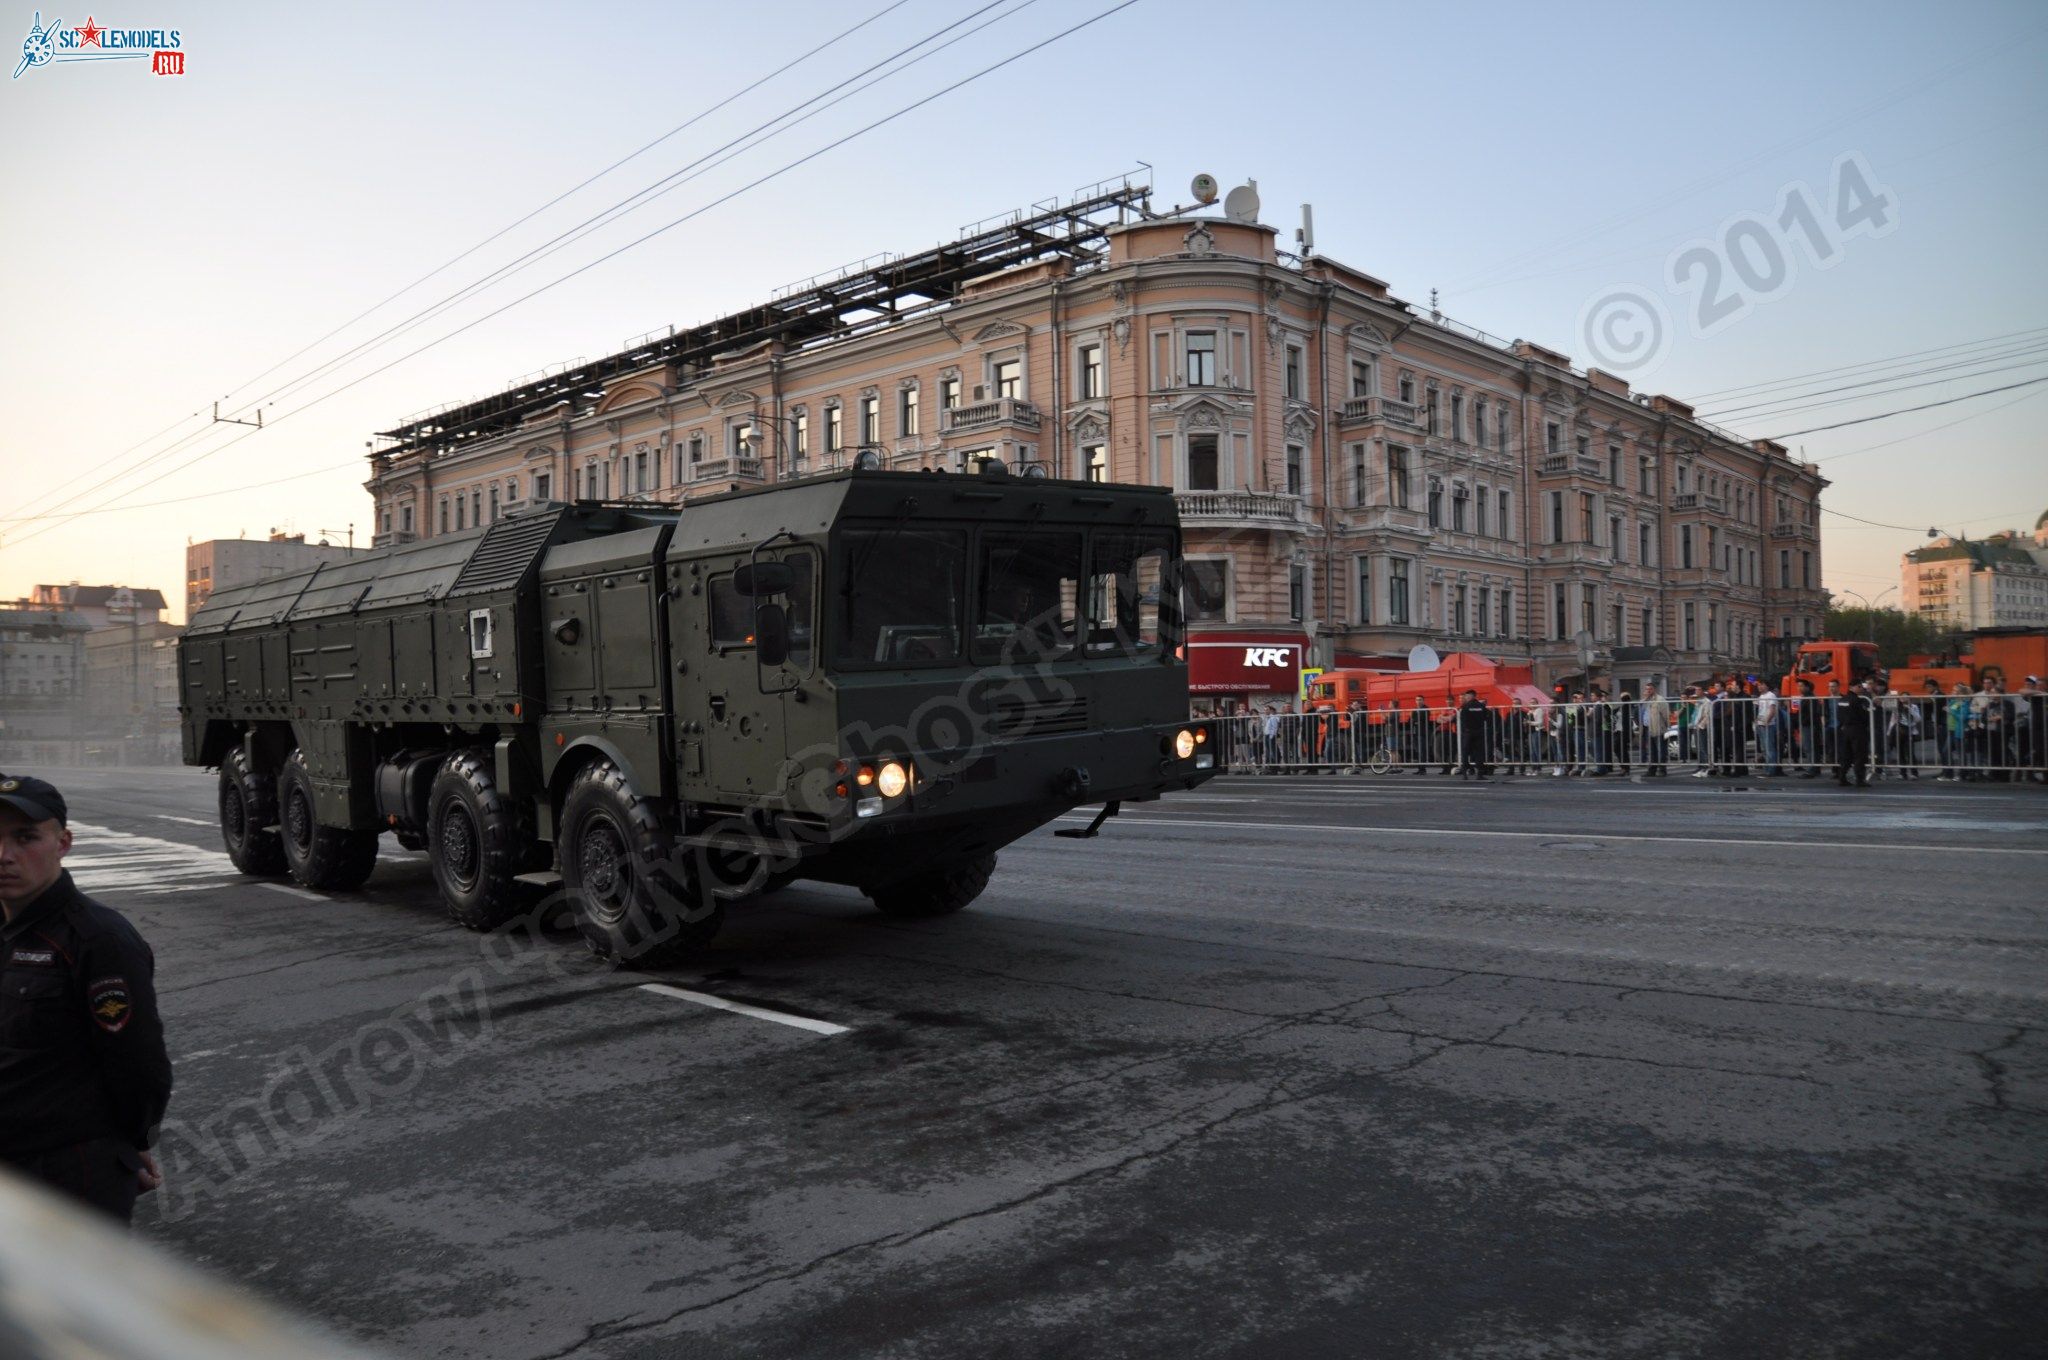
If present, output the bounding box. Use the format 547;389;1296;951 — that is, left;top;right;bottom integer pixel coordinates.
1210;690;2048;782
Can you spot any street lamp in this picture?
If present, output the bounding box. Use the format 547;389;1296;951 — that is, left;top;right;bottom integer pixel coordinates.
1834;587;1897;642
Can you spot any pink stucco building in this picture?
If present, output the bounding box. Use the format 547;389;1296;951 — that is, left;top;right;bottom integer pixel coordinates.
366;179;1827;701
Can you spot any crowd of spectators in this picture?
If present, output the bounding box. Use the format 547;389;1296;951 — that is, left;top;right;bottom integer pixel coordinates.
1234;673;2048;785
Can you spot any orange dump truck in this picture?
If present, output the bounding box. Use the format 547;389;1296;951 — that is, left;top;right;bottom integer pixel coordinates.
1890;627;2048;693
1307;653;1551;724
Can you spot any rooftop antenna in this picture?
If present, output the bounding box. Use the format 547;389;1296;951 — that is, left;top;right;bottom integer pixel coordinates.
1430;289;1442;322
1295;203;1314;256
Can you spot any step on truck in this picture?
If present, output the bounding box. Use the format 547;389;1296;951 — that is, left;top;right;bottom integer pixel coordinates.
179;468;1218;963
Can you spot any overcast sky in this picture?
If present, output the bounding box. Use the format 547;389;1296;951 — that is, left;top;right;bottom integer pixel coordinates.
4;0;2044;619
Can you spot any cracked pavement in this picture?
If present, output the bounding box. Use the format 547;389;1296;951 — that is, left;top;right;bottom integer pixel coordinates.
43;765;2048;1358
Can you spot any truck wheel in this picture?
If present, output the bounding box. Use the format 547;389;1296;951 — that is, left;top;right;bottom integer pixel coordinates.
558;759;721;966
428;750;537;932
277;749;380;892
865;853;996;919
219;747;286;876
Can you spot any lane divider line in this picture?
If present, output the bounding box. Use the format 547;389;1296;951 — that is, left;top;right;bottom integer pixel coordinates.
638;983;849;1036
260;883;328;902
1054;813;2048;857
154;814;218;828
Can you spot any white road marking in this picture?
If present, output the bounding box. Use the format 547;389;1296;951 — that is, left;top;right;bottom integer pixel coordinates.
1056;813;2048;857
154;814;217;828
261;883;327;902
638;983;849;1036
66;821;240;895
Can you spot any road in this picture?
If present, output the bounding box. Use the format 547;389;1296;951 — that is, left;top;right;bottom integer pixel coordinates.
37;764;2048;1359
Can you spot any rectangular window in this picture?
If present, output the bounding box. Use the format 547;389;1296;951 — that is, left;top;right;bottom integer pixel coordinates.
1500;588;1514;638
1387;447;1411;508
1476;485;1489;537
1425;389;1440;434
1389;559;1411;625
1473;403;1486;446
1186;433;1220;490
473;489;483;523
900;387;919;438
1577;434;1590;460
1549;492;1565;543
1580;493;1596;542
1639;523;1651;564
439;499;449;533
1357;559;1371;625
1084;532;1174;656
1608;446;1620;484
401;505;414;534
730;421;752;460
1288;563;1305;622
1084;444;1107;482
859;396;879;445
993;358;1021;401
1581;584;1597;634
1684;602;1697;650
1681;525;1695;569
1427;480;1443;529
1450;393;1464;441
940;375;961;410
792;412;808;459
1185;559;1228;622
1185;332;1216;387
1643;607;1655;645
1609;515;1623;561
1546;422;1560;454
687;433;704;467
1476;586;1490;637
1351;443;1367;507
1079;343;1104;400
836;528;966;665
1451;484;1468;532
1498;490;1511;537
635;451;648;492
1779;549;1791;589
1708;603;1720;651
1285;444;1304;497
1498;418;1509;454
1398;375;1415;404
975;531;1081;662
1639;455;1651;493
1285;344;1304;400
1801;550;1813;589
825;405;842;453
1453;584;1468;634
1350;359;1373;399
1553;583;1568;640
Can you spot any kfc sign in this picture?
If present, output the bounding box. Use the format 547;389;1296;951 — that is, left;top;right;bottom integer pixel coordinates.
1187;633;1307;694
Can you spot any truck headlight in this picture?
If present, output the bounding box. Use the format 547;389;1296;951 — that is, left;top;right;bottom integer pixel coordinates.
1173;728;1197;760
876;761;909;799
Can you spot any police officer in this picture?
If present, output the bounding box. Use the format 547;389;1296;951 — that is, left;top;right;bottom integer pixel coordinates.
1836;681;1876;788
0;775;172;1223
1455;688;1492;780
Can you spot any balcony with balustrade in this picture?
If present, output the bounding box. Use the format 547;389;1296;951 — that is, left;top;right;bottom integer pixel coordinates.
1173;489;1306;531
1669;491;1729;517
941;397;1042;435
1770;520;1818;542
1336;395;1421;431
689;455;766;486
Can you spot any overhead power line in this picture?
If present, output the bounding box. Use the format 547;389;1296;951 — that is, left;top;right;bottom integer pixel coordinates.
1687;324;2048;401
1704;351;2048;422
1766;374;2048;439
3;0;918;530
1;0;1147;547
6;0;1031;538
1812;384;2048;463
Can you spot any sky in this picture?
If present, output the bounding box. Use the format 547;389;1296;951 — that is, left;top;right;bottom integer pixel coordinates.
3;0;2044;621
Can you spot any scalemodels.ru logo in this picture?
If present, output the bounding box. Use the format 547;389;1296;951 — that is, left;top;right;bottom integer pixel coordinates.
14;10;184;78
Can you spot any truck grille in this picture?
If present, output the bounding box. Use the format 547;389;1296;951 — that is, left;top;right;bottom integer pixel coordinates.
984;694;1090;738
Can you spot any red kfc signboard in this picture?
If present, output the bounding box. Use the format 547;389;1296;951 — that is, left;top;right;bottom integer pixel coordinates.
1186;632;1308;694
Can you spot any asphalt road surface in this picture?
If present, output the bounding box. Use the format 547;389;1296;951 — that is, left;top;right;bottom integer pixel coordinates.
37;764;2048;1359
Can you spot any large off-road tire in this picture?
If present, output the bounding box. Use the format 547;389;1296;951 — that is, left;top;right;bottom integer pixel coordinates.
218;747;287;877
277;749;380;892
558;759;721;966
428;750;540;932
864;853;996;919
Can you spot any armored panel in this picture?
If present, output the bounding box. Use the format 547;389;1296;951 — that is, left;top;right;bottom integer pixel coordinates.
451;509;569;595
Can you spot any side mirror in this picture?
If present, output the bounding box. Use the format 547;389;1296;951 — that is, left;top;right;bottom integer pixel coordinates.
733;561;795;597
755;603;790;668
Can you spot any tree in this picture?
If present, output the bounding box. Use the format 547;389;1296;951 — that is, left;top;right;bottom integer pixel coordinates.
1822;605;1952;668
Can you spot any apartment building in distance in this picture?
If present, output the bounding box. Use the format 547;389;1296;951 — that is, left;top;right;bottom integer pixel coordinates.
186;531;367;618
1903;517;2048;631
365;175;1829;702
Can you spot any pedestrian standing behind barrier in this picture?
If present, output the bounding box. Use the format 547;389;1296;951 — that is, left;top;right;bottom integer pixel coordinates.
1754;683;1783;776
2023;676;2047;782
1836;680;1876;787
1455;689;1491;780
1642;683;1671;777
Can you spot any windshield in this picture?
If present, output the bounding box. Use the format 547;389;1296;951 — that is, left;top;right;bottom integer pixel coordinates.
1083;531;1174;656
836;528;966;664
975;531;1081;663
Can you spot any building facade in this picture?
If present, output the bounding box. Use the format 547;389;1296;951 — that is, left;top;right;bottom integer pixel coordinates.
366;180;1828;701
1903;524;2048;631
186;532;366;618
26;584;166;632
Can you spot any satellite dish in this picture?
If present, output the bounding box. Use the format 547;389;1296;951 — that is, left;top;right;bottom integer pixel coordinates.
1190;173;1219;205
1223;181;1260;225
1407;644;1440;672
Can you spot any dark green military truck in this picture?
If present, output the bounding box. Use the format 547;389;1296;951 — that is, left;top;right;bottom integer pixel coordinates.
180;468;1217;961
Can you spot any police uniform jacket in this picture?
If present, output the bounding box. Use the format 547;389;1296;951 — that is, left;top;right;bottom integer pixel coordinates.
0;870;172;1156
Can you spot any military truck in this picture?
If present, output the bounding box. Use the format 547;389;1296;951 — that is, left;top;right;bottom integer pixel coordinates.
179;467;1217;962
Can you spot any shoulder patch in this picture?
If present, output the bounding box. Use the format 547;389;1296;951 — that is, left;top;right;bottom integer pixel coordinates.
87;976;132;1033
